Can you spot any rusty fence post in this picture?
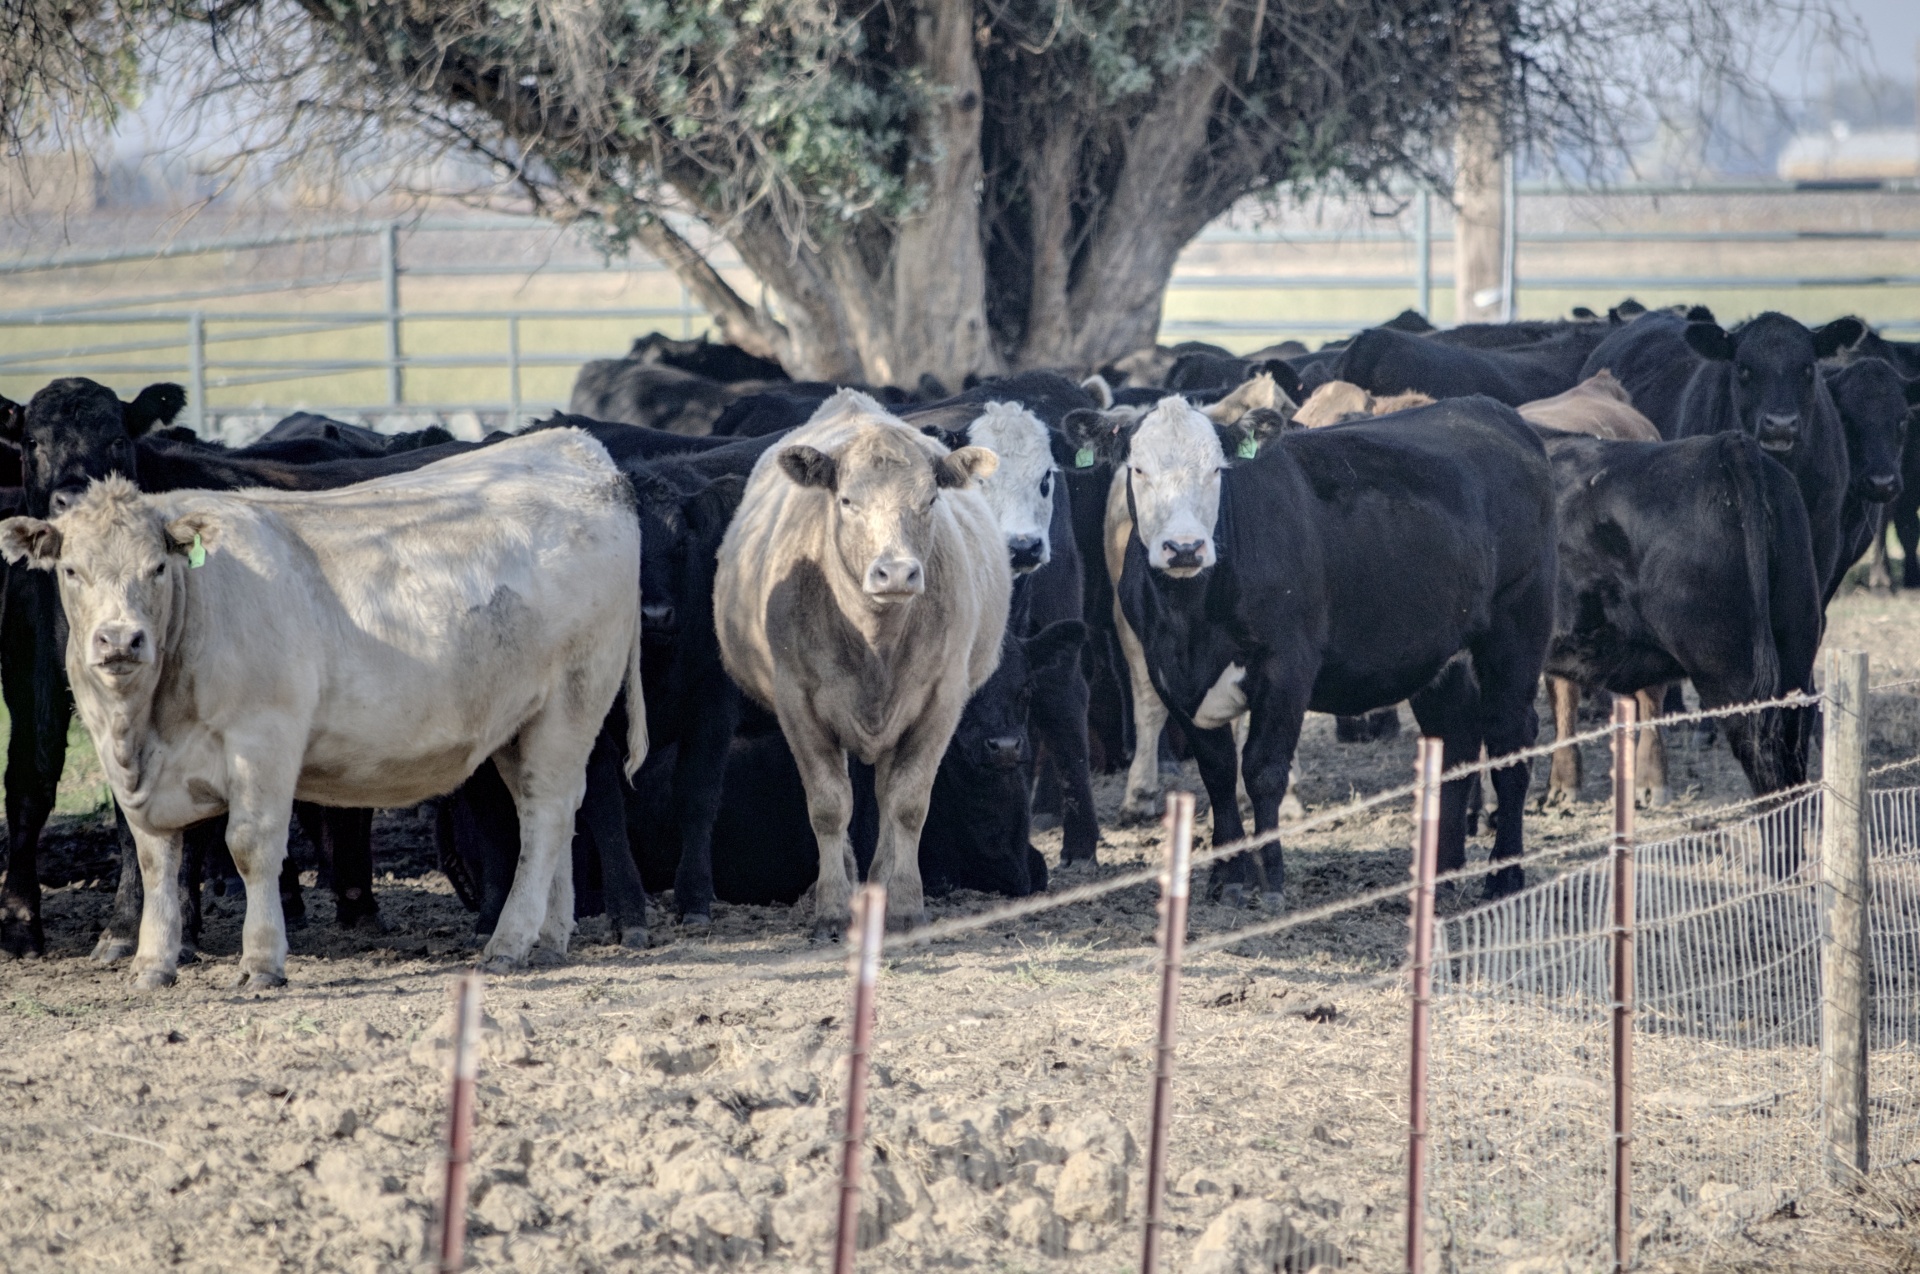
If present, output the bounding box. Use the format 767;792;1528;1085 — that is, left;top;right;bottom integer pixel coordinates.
831;883;888;1274
1405;738;1443;1274
1610;696;1637;1273
435;969;483;1274
1140;791;1196;1274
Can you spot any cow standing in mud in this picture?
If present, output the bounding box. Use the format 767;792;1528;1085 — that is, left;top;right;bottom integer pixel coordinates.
0;431;644;987
714;391;1010;937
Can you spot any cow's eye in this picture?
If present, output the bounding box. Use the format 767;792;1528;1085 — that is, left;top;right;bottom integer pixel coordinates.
61;567;75;580
153;562;166;578
1039;474;1052;497
838;496;852;508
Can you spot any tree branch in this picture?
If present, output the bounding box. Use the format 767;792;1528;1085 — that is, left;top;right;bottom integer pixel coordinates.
629;215;791;365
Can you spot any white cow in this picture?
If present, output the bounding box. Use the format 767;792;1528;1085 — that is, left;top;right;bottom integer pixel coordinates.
961;402;1057;572
0;430;644;988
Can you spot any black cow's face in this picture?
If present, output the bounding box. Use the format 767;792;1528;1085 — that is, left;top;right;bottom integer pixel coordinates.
2;378;184;518
1685;314;1861;455
1827;359;1920;503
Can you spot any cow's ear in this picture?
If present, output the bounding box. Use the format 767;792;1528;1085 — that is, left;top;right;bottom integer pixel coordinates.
935;445;997;490
123;383;186;437
1685;305;1717;324
686;474;746;533
1257;359;1304;407
1572;306;1598;320
1059;408;1133;467
1079;374;1114;410
778;445;838;491
918;423;970;453
0;395;21;444
164;511;223;559
1023;620;1087;680
1684;323;1735;362
1815;317;1866;359
0;517;61;569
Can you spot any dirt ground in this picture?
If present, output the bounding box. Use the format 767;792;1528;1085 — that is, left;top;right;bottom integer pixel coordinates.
3;589;1920;1273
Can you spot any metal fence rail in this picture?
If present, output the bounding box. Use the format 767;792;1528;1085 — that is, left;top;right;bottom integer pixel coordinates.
3;181;1919;438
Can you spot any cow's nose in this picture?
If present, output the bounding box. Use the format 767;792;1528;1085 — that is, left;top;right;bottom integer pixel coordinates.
1162;538;1207;569
91;623;148;667
984;735;1024;769
1007;535;1045;573
864;556;925;597
641;600;677;632
1758;413;1799;451
1867;473;1901;502
49;488;80;515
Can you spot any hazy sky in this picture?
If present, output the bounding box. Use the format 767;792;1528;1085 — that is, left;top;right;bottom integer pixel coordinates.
1839;0;1920;82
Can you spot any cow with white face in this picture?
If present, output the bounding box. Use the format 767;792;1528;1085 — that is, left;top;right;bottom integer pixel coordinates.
0;430;645;988
962;402;1056;573
1126;397;1229;575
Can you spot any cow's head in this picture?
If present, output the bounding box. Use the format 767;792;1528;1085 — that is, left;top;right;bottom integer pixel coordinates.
955;403;1054;574
1125;396;1229;577
0;378;184;518
1684;313;1862;454
1825;359;1920;504
0;475;213;702
778;414;996;605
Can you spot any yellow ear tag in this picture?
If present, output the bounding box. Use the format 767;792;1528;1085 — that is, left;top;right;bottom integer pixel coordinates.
1074;446;1096;469
1236;436;1260;460
187;534;206;569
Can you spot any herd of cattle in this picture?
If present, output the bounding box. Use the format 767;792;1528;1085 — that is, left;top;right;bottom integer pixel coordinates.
0;299;1916;990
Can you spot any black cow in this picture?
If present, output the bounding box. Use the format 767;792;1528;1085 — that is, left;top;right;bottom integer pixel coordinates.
568;361;747;436
1330;324;1593;406
626;332;790;384
1822;358;1915;594
1540;430;1821;801
1073;395;1555;901
1583;312;1863;598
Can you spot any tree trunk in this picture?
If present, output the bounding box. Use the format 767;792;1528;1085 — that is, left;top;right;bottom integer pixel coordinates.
1452;0;1507;324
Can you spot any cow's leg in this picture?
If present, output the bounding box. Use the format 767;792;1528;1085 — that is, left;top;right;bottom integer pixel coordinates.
0;571;66;959
579;716;648;948
482;718;594;970
1028;655;1100;864
779;707;859;942
1545;676;1583;805
450;761;520;937
1634;686;1670;807
1186;722;1250;904
1472;589;1551;898
1116;606;1169;823
1239;686;1309;909
94;806;143;963
296;804;378;930
1411;662;1480;880
126;820;186;991
223;796;296;990
1868;508;1895;593
872;705;964;930
672;681;740;928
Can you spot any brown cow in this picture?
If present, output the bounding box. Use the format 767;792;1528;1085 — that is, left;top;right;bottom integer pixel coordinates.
1292;381;1436;428
713;391;1011;935
1517;370;1661;442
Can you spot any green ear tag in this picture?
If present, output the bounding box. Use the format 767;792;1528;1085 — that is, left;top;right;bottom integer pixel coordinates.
1074;446;1096;469
1236;436;1260;460
187;533;206;569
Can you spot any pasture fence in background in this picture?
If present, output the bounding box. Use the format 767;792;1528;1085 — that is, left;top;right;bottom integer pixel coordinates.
2;180;1919;443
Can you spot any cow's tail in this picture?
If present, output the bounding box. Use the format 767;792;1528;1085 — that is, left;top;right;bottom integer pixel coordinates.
623;601;649;779
1721;435;1782;704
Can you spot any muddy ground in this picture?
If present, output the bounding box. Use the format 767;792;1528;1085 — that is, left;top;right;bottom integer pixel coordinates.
3;589;1920;1273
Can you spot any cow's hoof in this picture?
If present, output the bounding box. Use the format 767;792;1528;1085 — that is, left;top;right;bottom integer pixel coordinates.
233;968;286;991
131;967;177;991
344;912;387;934
1116;802;1158;827
678;911;712;934
177;944;200;966
1219;883;1250;910
809;921;846;946
479;952;524;975
618;926;650;950
1484;866;1525;901
1059;847;1100;869
1279;795;1305;823
1259;890;1286;913
1636;787;1670;809
90;933;135;965
886;909;929;934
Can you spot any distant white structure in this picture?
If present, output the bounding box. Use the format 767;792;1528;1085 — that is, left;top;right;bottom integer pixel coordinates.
1778;122;1920;182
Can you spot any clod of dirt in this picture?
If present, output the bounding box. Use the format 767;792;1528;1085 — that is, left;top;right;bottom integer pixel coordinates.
1052;1151;1125;1223
1188;1199;1344;1273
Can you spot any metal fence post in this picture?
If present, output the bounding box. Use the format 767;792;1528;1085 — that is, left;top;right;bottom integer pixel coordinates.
1405;738;1443;1274
1140;791;1195;1274
435;969;483;1273
1821;649;1871;1183
1610;695;1637;1273
679;281;693;339
1415;189;1432;321
831;883;887;1274
382;221;403;406
186;310;206;435
1500;156;1519;322
506;315;522;431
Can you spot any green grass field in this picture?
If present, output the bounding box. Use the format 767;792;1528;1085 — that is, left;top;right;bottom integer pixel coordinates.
0;700;114;819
